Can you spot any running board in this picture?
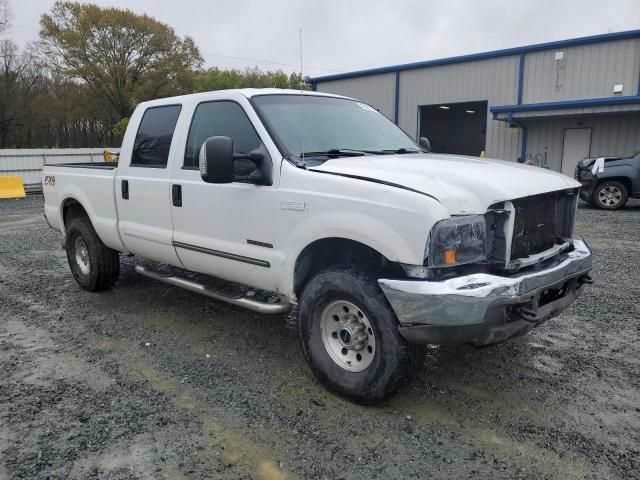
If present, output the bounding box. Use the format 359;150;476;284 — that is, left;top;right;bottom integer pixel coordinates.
134;264;291;314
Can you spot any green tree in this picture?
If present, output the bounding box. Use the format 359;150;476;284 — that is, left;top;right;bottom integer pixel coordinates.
112;117;129;137
194;66;311;93
38;2;203;121
194;67;244;91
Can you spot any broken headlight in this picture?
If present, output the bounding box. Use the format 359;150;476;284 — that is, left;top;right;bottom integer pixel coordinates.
427;215;487;268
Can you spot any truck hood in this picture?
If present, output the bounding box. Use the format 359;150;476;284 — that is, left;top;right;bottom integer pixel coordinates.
309;153;581;214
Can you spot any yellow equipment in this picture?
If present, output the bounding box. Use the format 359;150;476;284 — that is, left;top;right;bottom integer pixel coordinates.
103;150;120;163
0;176;26;199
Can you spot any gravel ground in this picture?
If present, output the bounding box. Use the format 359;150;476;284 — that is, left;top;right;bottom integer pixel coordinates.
1;195;639;480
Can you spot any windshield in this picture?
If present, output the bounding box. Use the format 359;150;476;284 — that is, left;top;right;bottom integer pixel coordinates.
251;94;420;162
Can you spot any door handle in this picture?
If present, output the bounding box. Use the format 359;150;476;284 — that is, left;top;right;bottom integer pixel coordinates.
172;184;182;207
122;180;129;199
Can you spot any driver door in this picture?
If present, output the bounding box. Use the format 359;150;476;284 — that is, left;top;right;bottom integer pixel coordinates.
170;99;280;292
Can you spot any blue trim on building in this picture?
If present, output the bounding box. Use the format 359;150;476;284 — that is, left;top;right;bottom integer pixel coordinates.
517;52;525;105
394;71;400;124
310;29;640;84
491;95;640;118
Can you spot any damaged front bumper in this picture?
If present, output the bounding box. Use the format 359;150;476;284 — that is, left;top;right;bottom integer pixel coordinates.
379;237;593;347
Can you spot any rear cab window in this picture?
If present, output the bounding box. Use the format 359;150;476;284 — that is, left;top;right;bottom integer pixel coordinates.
131;105;182;168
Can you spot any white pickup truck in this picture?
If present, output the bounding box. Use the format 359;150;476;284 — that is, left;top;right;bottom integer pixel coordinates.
43;89;593;404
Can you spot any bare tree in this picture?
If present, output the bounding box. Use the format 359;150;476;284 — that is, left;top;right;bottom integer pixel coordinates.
0;0;10;34
0;39;21;146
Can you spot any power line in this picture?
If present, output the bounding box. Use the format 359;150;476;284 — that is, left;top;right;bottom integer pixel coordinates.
5;24;39;31
7;23;345;74
200;51;341;73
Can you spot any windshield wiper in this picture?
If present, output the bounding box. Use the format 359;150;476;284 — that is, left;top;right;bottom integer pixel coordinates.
379;148;422;154
299;149;368;158
296;147;421;165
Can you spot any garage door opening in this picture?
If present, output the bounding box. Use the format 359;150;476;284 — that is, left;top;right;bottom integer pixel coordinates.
419;101;487;156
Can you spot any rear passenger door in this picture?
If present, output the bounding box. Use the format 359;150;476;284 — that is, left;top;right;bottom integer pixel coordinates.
116;104;183;265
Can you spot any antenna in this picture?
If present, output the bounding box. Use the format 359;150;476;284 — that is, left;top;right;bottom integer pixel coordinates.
299;28;305;164
299;28;304;93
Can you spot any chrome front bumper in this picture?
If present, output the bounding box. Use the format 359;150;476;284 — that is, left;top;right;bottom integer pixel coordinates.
379;237;593;346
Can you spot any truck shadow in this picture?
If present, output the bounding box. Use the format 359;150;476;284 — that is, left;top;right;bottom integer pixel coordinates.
83;256;607;479
113;254;548;414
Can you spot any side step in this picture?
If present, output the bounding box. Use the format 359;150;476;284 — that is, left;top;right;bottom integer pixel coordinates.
134;264;291;314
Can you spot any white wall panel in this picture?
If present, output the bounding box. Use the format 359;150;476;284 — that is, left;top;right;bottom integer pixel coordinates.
523;38;640;103
0;148;119;186
525;114;640;171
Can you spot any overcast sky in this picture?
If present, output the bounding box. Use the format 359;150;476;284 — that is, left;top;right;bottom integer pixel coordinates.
4;0;640;78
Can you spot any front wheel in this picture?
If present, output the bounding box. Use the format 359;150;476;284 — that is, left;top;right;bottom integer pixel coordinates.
592;180;628;210
298;267;421;404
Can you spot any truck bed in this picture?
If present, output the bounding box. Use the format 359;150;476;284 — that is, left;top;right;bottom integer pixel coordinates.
42;162;124;252
43;162;118;170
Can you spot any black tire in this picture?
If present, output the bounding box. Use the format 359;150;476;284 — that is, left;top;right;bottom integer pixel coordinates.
65;216;120;291
592;180;629;210
298;266;421;405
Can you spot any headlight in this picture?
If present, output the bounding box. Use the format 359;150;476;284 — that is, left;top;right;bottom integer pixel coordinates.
579;170;593;180
427;215;487;267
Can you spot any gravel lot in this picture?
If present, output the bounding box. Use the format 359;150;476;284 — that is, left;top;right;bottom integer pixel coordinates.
1;195;639;480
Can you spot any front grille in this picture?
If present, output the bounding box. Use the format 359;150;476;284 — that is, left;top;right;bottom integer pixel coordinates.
510;193;558;259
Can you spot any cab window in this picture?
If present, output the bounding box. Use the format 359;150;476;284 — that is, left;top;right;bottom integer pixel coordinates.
131;105;182;168
184;101;267;182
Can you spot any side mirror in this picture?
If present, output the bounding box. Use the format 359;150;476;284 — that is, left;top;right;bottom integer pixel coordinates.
419;137;431;152
200;136;234;183
199;136;272;185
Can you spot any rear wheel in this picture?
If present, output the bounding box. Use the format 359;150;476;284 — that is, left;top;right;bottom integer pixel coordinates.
65;217;120;291
592;180;628;210
298;267;421;404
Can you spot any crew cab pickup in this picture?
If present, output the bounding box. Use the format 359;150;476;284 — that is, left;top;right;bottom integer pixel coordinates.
43;89;593;404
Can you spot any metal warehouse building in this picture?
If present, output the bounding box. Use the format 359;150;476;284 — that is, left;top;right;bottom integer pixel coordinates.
310;30;640;175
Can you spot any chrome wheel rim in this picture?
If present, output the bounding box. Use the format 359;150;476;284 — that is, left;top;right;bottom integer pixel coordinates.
74;237;91;276
598;185;622;207
320;300;375;372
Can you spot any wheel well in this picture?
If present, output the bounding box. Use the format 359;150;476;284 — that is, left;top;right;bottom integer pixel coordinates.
62;199;89;227
596;177;631;194
293;238;404;296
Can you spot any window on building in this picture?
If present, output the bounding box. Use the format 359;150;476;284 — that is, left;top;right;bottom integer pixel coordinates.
184;101;266;181
131;105;182;168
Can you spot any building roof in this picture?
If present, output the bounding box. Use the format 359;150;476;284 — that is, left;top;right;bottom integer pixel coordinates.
310;29;640;84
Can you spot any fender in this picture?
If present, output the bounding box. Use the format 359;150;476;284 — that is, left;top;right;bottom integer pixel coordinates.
593;162;639;193
278;210;429;298
58;186;126;252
